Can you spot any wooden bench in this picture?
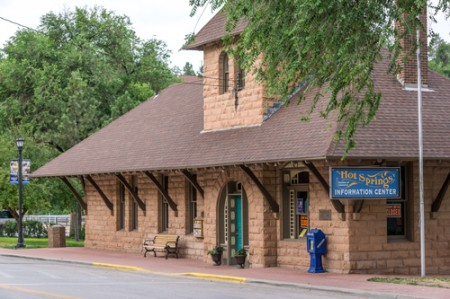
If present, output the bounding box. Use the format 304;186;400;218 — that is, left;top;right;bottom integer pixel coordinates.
143;234;179;259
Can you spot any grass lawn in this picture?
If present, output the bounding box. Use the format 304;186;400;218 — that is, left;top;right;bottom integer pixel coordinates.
0;237;84;249
368;277;450;289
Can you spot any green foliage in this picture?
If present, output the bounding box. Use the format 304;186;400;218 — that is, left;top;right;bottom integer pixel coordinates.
23;220;47;238
0;6;178;214
189;0;450;154
1;221;17;237
0;131;60;215
0;7;177;153
429;33;450;77
197;63;204;77
79;224;85;240
0;237;84;249
368;277;450;288
234;247;246;256
0;220;47;238
183;62;196;76
207;244;224;255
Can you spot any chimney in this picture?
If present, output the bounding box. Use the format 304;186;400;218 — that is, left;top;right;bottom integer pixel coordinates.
397;10;428;87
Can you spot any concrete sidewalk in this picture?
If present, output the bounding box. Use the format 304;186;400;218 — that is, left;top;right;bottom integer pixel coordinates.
0;247;447;299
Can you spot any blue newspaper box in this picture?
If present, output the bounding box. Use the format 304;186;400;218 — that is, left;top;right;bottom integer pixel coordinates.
306;228;326;273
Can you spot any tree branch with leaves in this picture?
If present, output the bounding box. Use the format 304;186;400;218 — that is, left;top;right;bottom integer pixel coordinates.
189;0;450;154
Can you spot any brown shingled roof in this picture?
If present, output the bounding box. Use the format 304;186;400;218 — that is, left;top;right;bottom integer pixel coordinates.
32;54;450;178
184;10;247;50
328;52;450;160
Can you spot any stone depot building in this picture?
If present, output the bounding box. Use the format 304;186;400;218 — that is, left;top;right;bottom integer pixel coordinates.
33;11;450;275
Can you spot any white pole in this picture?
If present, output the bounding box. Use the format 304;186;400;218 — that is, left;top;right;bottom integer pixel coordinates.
416;27;426;278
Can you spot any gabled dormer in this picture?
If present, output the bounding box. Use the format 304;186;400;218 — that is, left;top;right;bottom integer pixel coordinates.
185;11;278;131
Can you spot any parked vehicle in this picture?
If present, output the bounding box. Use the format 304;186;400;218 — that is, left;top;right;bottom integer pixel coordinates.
0;210;13;219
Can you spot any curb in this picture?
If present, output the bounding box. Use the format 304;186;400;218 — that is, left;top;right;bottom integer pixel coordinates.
92;262;149;273
245;279;431;299
179;272;247;283
0;253;92;267
0;253;433;299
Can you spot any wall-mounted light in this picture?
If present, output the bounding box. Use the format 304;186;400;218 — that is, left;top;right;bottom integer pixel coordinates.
283;173;290;184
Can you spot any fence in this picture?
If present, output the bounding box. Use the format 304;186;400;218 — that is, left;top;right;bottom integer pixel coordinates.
0;215;85;237
24;215;71;225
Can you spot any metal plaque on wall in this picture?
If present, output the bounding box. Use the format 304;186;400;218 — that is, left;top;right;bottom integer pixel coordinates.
319;209;332;221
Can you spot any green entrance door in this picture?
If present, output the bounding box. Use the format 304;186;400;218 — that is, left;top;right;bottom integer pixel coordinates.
228;195;243;258
219;181;247;265
235;195;243;251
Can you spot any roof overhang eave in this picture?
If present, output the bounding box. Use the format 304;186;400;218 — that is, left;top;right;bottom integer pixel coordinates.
30;156;332;180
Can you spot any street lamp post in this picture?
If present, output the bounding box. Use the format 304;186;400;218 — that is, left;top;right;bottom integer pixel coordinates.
15;137;25;249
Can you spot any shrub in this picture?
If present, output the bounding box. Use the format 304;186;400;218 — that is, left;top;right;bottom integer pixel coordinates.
24;220;47;238
3;220;17;237
0;220;48;238
234;247;247;256
207;244;224;255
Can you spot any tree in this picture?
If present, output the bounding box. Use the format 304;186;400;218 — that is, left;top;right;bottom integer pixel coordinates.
183;62;196;75
197;63;204;77
0;6;179;216
188;0;450;153
0;6;178;154
0;130;69;219
429;33;450;77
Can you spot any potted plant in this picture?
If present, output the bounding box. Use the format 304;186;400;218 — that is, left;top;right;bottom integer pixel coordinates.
234;247;247;268
207;244;224;266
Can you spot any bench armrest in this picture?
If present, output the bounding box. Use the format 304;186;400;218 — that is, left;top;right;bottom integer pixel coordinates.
143;239;154;246
165;241;177;248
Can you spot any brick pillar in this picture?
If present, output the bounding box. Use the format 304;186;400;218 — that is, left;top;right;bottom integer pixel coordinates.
48;225;66;248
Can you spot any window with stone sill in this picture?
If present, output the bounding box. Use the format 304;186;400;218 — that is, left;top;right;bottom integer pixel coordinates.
117;181;125;231
160;175;169;233
130;175;139;231
187;175;198;234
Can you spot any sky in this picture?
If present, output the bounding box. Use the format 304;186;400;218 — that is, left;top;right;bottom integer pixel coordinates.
1;0;449;71
0;0;216;71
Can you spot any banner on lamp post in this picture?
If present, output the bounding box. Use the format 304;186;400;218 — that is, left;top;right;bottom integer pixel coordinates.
10;160;31;185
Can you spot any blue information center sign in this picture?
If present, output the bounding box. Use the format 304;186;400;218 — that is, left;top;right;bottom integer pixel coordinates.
330;167;400;199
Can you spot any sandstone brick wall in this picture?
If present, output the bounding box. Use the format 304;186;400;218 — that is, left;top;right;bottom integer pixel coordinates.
275;159;450;275
427;163;450;274
342;160;450;275
84;175;150;253
276;160;351;273
83;166;278;267
82;160;450;274
202;44;274;131
200;166;278;267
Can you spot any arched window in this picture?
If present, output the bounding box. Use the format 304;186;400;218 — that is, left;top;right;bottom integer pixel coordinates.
219;52;229;94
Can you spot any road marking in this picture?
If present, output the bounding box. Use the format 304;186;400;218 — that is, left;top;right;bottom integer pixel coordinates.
75;269;108;279
36;270;62;279
0;270;13;278
0;284;79;299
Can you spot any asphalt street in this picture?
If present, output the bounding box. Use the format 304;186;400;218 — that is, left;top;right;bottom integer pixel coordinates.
0;256;359;299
